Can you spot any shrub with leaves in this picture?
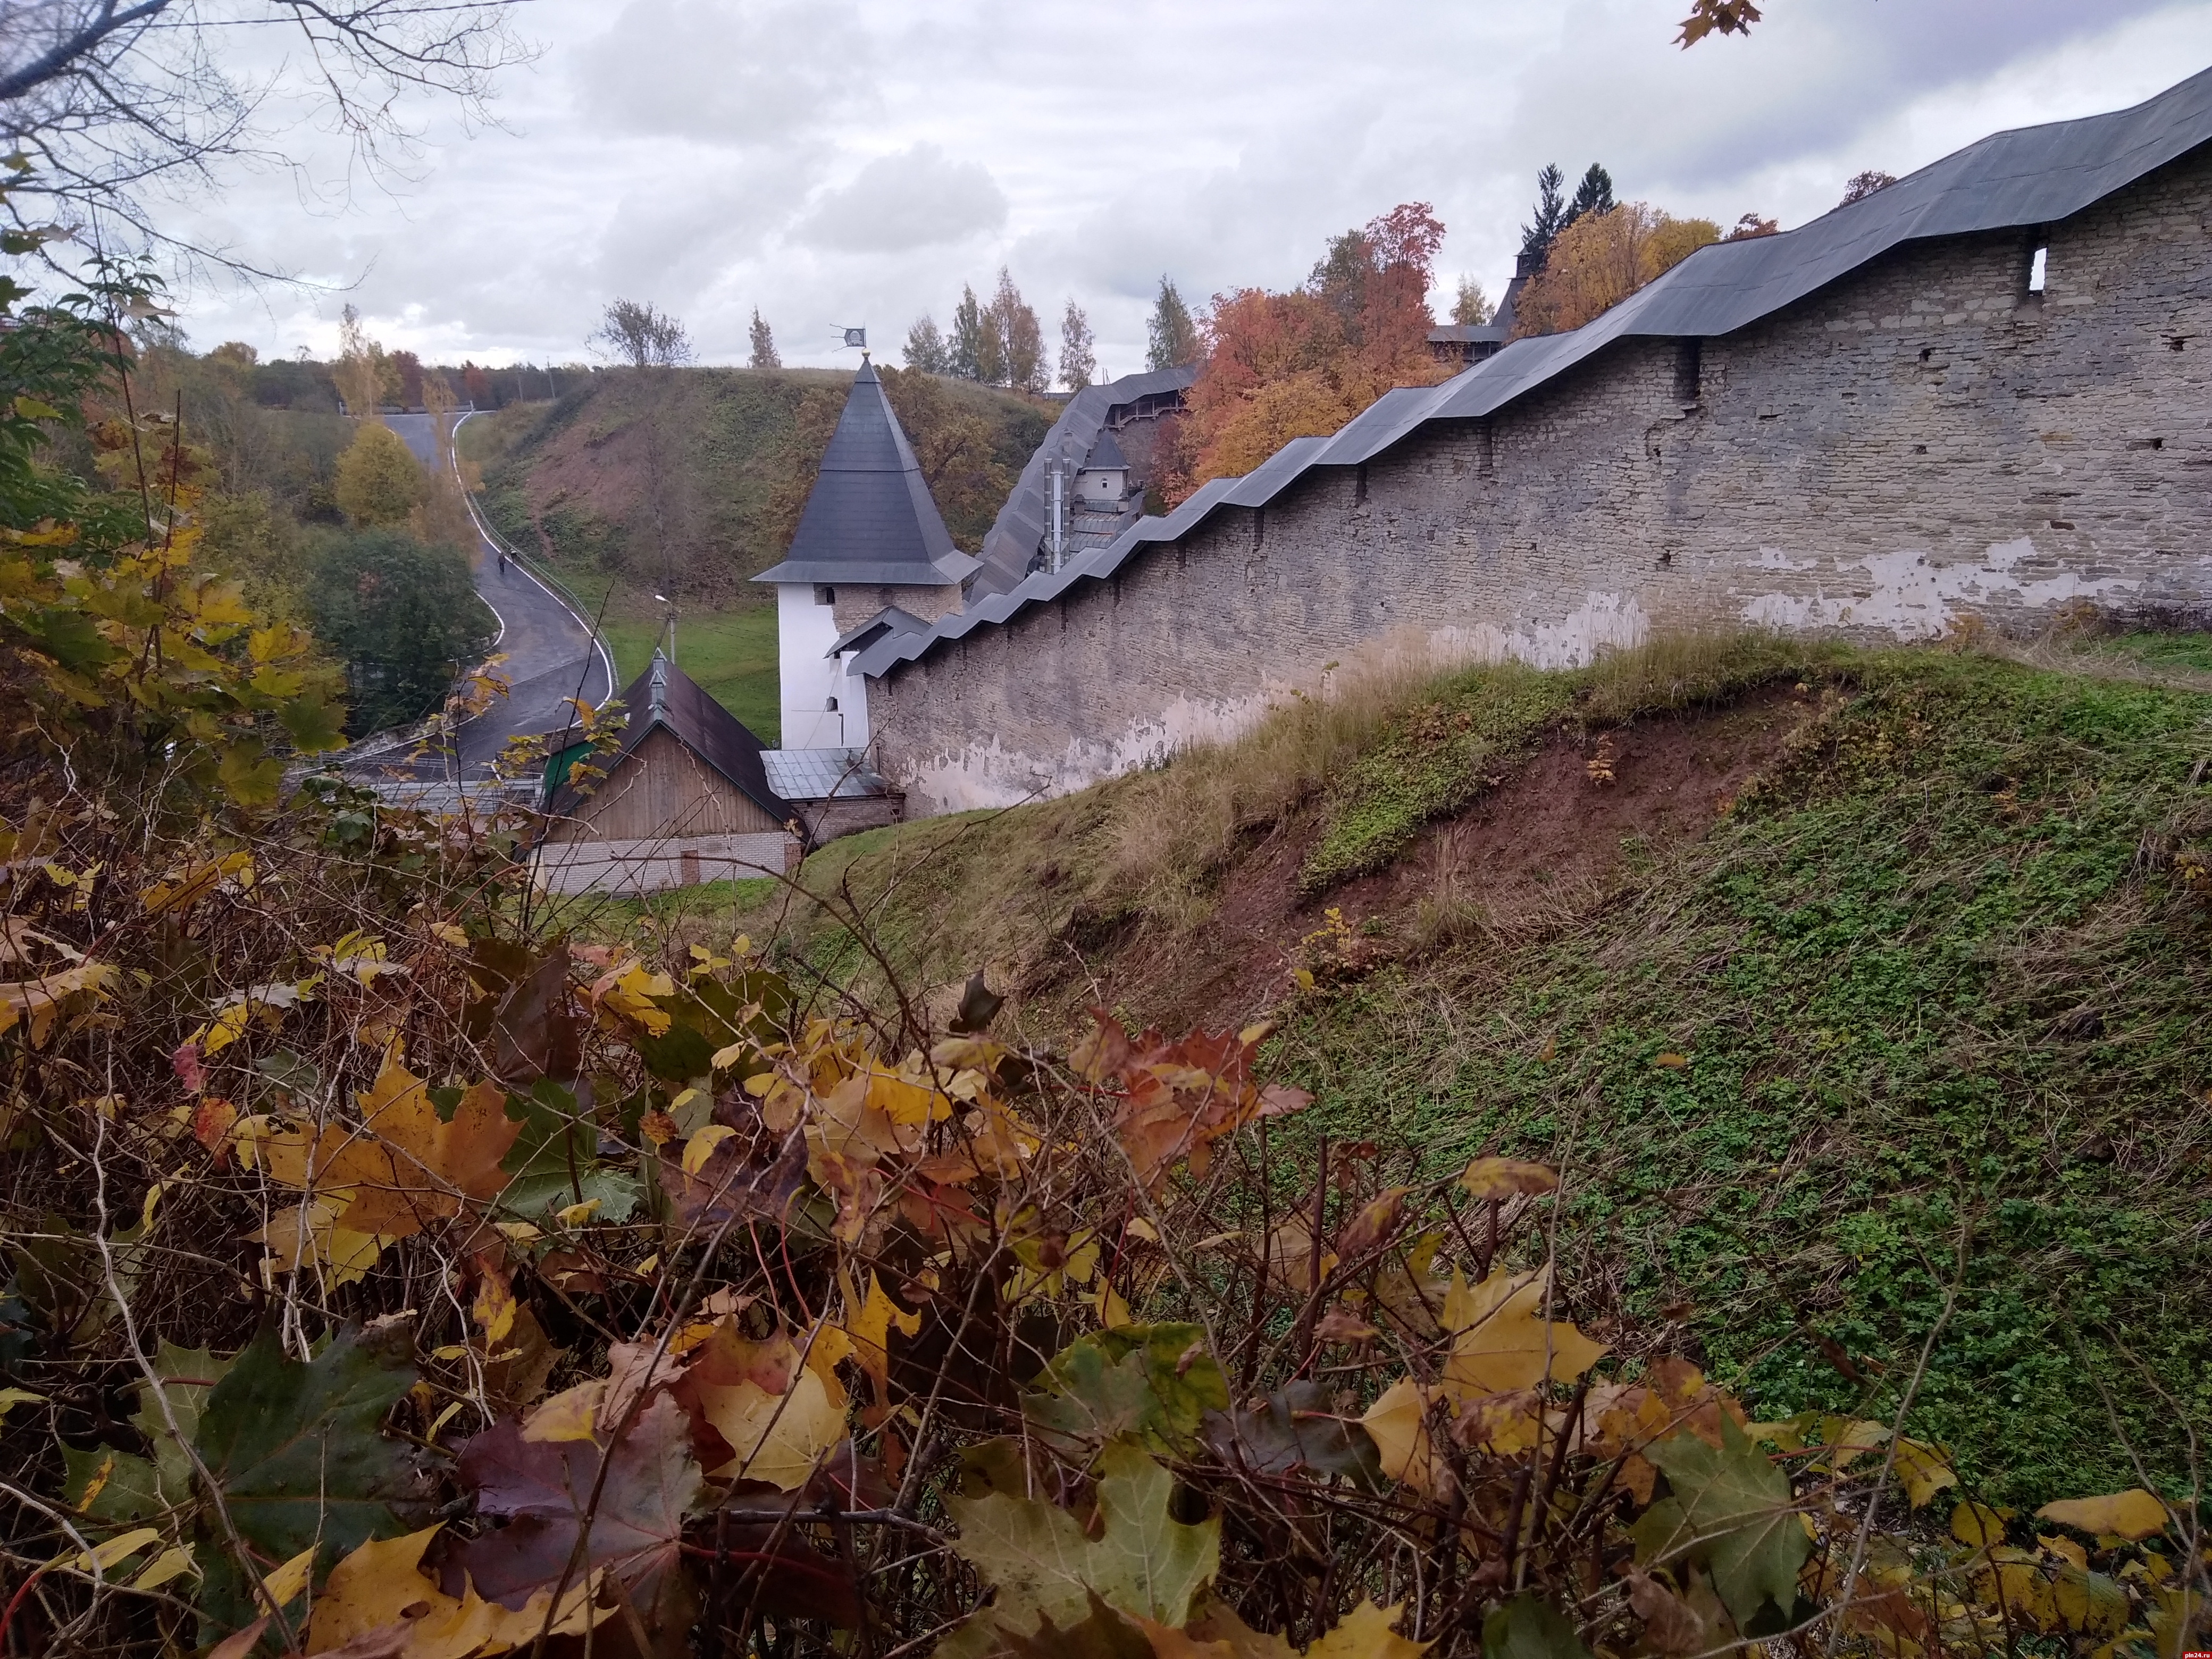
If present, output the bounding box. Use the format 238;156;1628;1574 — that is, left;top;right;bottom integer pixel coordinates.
6;814;2206;1659
0;243;347;808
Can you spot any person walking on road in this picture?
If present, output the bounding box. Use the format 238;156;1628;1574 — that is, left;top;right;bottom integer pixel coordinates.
497;548;508;576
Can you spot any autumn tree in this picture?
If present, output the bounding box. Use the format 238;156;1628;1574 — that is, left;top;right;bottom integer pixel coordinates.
1452;278;1494;326
748;308;781;368
334;303;387;421
332;421;424;527
1059;298;1096;389
407;370;475;555
1841;169;1898;205
983;269;1046;392
460;360;492;408
1170;203;1449;500
1512;203;1719;337
1145;276;1199;371
1728;212;1779;240
592;298;692;368
389;349;424;408
903;315;952;373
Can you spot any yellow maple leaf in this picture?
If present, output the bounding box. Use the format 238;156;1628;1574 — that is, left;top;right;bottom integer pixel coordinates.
842;1271;921;1391
340;1069;520;1237
256;1543;316;1614
522;1379;606;1444
698;1365;848;1490
1360;1378;1439;1493
681;1124;737;1175
2035;1489;2169;1541
472;1266;517;1347
307;1525;606;1659
1457;1157;1559;1201
1308;1599;1432;1659
1438;1267;1608;1399
253;1198;385;1288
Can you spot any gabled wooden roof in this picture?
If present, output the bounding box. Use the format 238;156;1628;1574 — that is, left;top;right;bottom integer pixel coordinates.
544;653;791;824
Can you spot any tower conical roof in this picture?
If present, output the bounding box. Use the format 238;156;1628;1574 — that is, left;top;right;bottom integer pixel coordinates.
753;359;979;588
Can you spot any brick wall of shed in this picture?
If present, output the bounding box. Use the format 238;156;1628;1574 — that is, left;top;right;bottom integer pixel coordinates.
872;146;2212;815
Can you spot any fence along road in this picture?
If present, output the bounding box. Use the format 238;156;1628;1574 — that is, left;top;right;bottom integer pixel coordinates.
382;412;616;788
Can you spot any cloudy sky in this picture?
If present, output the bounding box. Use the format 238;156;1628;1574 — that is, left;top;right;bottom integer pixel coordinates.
155;0;2212;375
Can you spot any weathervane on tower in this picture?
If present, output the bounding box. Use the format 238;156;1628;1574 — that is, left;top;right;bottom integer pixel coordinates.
838;326;868;360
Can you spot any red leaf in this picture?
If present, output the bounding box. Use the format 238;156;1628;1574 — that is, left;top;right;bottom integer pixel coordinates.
444;1392;700;1612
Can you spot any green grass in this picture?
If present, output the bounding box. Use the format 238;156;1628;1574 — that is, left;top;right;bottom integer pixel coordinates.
1272;649;2212;1504
744;637;2212;1505
599;607;781;745
2096;629;2212;676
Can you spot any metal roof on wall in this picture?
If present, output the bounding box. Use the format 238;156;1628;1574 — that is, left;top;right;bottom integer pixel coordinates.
970;363;1199;598
754;358;978;588
852;64;2212;683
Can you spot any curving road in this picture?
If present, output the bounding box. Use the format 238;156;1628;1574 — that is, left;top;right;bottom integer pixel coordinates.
373;412;615;784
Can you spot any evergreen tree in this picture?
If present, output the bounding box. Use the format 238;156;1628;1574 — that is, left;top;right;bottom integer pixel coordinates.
903;315;951;373
306;527;497;734
1562;163;1616;233
1520;164;1568;265
1145;276;1199;371
949;286;985;379
1058;298;1096;389
748;308;781;368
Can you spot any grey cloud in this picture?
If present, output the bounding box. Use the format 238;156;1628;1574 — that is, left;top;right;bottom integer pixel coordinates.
796;144;1008;253
574;0;873;145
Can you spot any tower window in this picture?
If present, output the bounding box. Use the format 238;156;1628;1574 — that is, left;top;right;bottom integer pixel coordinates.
826;696;839;711
2027;243;2048;295
815;584;837;605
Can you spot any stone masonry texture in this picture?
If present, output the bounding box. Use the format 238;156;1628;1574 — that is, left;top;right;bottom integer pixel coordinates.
871;148;2212;815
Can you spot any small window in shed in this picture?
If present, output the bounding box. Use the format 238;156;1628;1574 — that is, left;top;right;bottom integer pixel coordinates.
826;696;839;712
2027;244;2048;295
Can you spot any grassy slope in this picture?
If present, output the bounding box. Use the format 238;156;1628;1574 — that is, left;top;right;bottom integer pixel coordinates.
599;609;780;742
727;636;2212;1504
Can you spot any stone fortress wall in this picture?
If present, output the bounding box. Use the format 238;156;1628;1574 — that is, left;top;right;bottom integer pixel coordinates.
868;143;2212;816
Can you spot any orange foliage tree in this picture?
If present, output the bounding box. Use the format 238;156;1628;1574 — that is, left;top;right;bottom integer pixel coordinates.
1168;204;1451;502
1511;204;1720;338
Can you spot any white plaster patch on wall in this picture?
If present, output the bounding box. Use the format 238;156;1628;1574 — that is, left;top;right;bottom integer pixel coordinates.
1739;538;2144;636
1430;591;1651;670
904;682;1291;814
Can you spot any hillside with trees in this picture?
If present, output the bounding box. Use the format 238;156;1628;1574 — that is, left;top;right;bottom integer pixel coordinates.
458;362;1051;736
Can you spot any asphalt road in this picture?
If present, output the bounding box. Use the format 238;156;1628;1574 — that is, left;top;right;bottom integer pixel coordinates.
375;413;615;782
